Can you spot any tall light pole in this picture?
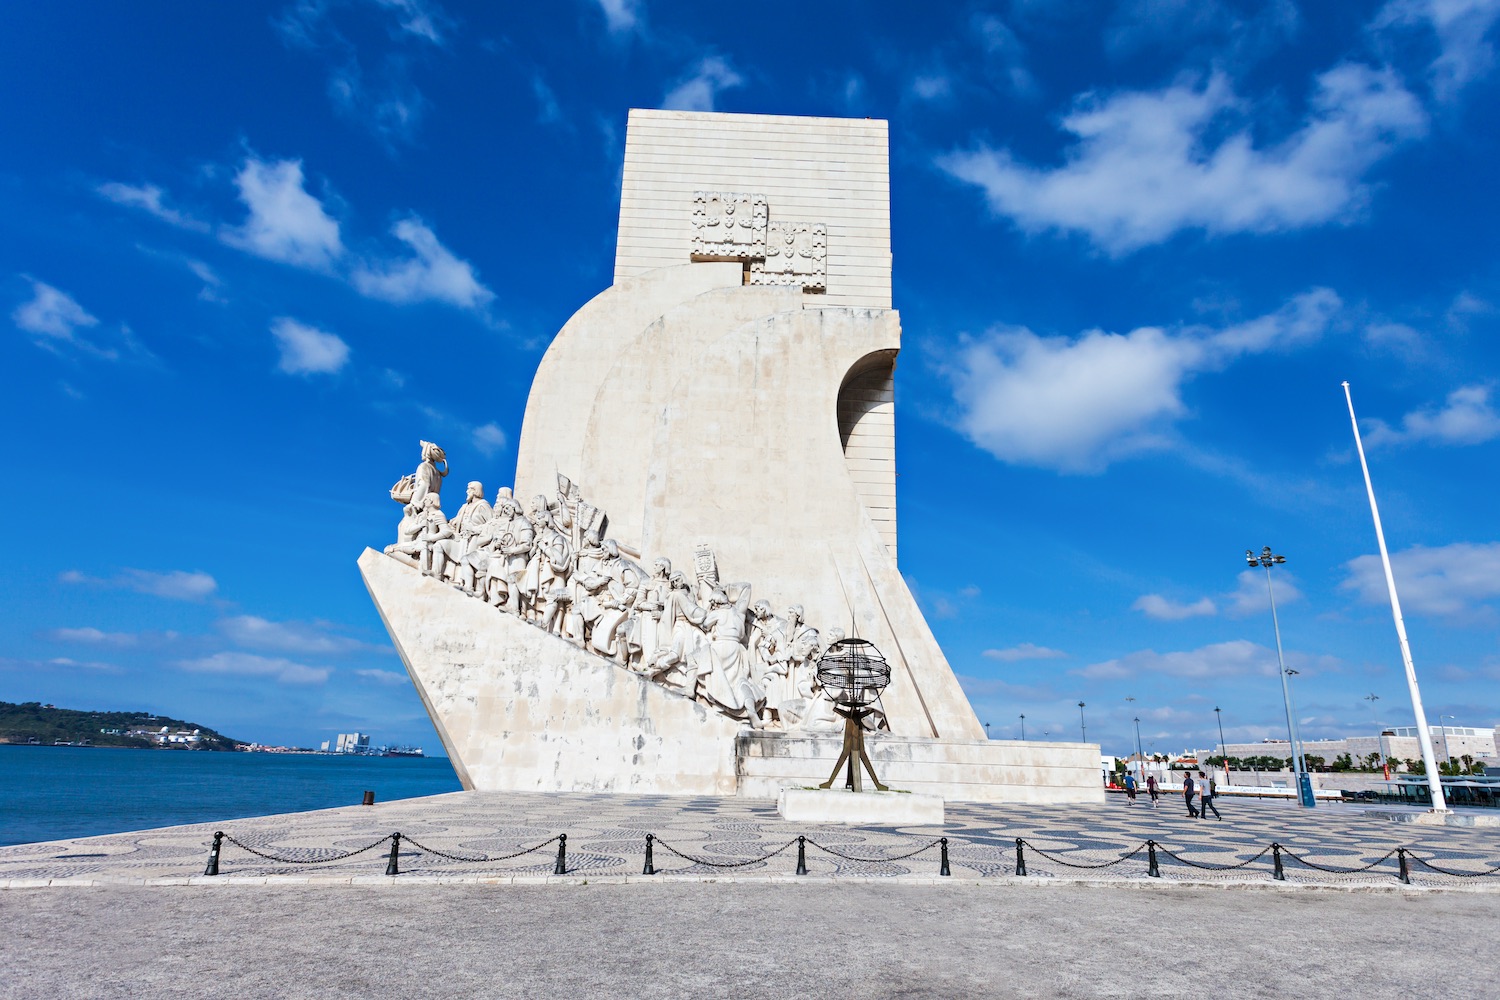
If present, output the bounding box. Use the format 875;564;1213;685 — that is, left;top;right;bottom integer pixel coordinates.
1133;716;1145;786
1019;714;1025;741
984;722;991;740
1214;707;1230;786
1078;701;1087;743
1441;715;1456;765
1248;546;1313;808
1342;381;1446;810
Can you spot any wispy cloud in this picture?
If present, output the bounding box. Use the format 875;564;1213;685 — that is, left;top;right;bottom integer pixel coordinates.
1132;594;1218;620
48;627;139;646
1078;639;1281;680
1372;0;1500;102
939;64;1426;253
1363;384;1500;448
662;56;743;112
218;615;379;655
271;317;350;376
96;182;209;232
351;217;494;309
982;643;1068;662
222;157;345;270
12;279;98;344
471;422;507;457
945;289;1341;472
1342;541;1500;618
1225;568;1302;618
176;651;330;685
593;0;643;36
61;568;218;602
355;667;409;685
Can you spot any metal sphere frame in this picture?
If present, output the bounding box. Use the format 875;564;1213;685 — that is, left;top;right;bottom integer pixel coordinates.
814;638;892;793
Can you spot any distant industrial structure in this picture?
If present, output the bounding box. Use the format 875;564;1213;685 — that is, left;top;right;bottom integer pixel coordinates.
319;732;424;757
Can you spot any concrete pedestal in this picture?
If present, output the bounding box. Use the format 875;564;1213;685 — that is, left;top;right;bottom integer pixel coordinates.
777;787;945;825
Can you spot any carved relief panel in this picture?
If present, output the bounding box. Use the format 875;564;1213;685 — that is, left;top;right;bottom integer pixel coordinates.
691;191;768;261
749;222;827;292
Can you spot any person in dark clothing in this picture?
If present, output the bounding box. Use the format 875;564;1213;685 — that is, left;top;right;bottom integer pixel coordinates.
1124;772;1137;803
1146;773;1159;806
1183;772;1199;818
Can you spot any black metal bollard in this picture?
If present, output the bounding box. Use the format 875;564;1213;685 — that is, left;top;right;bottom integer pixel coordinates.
1015;838;1027;877
1147;840;1160;878
643;834;656;876
939;838;950;877
385;832;402;876
1397;847;1410;885
1272;843;1285;881
362;790;375;806
554;833;567;875
795;835;808;876
204;831;223;876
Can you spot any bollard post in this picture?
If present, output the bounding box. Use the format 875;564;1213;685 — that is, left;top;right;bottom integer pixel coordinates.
385;832;401;876
554;833;567;875
362;790;375;806
204;831;223;876
939;838;950;877
1272;843;1285;881
643;834;655;876
795;835;808;876
1397;847;1410;885
1015;838;1027;877
1147;840;1160;878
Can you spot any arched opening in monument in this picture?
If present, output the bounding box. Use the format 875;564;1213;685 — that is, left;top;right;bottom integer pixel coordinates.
837;350;898;560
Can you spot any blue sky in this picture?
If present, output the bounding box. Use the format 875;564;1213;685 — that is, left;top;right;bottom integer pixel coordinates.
4;0;1498;757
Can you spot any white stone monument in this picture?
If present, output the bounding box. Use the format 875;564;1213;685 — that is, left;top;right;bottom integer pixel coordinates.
360;109;1102;804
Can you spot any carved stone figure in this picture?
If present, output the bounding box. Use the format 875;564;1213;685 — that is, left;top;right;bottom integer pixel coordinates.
696;583;764;728
385;502;426;565
439;481;491;587
526;495;574;632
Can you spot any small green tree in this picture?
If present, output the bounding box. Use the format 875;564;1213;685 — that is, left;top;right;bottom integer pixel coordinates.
1407;758;1426;775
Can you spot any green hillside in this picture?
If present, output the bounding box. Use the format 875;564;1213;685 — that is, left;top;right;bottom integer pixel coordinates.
0;701;244;750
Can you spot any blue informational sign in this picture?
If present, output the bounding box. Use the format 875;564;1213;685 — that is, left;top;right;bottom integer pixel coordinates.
1297;772;1317;809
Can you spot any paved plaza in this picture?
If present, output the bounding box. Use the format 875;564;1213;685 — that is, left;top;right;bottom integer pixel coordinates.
3;790;1498;888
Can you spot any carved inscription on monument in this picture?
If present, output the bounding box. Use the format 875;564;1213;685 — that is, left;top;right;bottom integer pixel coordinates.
749;222;827;291
690;192;826;292
691;191;767;261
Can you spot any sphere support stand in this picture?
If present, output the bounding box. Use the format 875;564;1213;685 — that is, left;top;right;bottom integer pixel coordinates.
818;708;888;792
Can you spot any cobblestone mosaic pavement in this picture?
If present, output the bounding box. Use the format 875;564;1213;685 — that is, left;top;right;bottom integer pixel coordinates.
3;790;1498;889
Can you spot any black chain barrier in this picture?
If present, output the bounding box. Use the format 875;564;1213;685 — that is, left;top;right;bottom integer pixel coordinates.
198;827;1500;885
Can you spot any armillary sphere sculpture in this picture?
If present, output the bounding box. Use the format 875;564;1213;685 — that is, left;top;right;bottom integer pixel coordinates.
815;638;892;792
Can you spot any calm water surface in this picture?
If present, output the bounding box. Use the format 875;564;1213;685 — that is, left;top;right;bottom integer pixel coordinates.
0;746;461;846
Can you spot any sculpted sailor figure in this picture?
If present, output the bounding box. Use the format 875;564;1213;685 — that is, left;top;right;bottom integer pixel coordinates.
526;495;574;632
645;570;708;697
438;481;491;586
385;501;425;565
489;494;534;612
417;493;455;578
412;441;448;504
697;583;764;728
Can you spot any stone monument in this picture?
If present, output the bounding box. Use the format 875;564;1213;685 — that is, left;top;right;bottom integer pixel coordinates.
359;109;1102;804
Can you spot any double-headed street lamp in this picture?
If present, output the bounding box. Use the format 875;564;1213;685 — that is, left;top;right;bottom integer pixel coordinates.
1248;545;1314;808
1078;701;1087;743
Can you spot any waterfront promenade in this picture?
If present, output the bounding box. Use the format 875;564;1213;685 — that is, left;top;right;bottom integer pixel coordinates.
2;790;1498;888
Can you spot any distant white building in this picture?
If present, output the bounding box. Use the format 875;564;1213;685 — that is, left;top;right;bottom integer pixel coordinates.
1213;725;1496;767
334;732;371;754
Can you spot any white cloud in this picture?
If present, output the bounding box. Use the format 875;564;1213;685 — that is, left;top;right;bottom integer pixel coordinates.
355;667;409;685
46;657;121;673
12;280;98;343
218;615;376;655
594;0;642;34
1373;0;1500;101
939;64;1426;253
271;317;350;376
983;643;1068;662
1105;0;1300;59
1225;568;1302;618
222;157;345;270
177;651;330;685
61;568;218;601
1079;639;1279;680
472;422;507;457
1133;594;1218;620
351;217;493;309
533;75;563;125
96;181;209;232
373;0;451;44
910;73;953;102
49;627;138;646
946;289;1341;472
662;56;743;112
1363;384;1500;447
1342;541;1500;617
971;13;1036;95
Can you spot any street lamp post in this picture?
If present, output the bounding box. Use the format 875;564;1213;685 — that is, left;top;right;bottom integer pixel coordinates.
1019;714;1025;741
1078;701;1087;743
1214;707;1230;787
1441;715;1456;766
1248;546;1314;808
1133;716;1145;786
984;722;991;741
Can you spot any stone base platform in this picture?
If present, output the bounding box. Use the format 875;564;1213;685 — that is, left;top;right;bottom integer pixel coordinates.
777;788;944;825
739;732;1103;804
1367;809;1500;828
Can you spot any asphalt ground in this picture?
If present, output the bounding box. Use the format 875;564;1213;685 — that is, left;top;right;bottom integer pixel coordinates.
3;881;1494;999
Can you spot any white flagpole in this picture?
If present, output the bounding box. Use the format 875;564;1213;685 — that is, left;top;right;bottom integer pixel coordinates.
1341;382;1447;811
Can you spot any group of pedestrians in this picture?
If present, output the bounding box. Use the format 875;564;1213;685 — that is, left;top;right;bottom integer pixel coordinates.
1121;769;1222;820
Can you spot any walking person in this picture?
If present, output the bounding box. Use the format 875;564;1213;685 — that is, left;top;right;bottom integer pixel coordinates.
1146;773;1159;807
1199;770;1222;820
1124;771;1137;804
1183;771;1199;818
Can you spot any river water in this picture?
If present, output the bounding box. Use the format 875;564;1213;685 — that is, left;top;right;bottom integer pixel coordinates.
0;745;462;846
